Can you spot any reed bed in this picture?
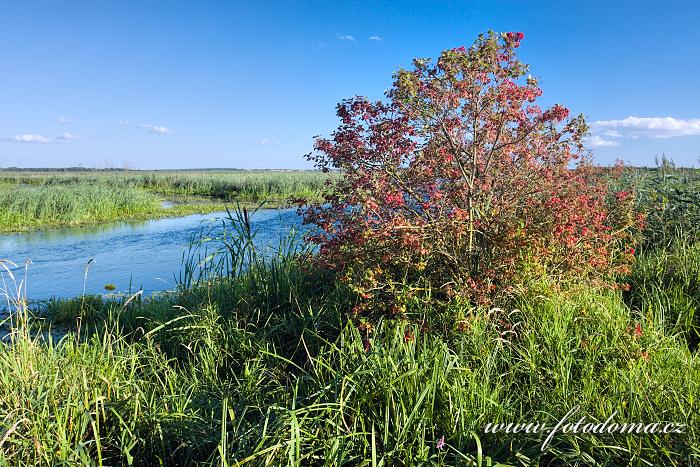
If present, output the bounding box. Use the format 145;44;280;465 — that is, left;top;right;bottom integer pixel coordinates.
0;169;330;231
0;169;330;200
0;182;160;231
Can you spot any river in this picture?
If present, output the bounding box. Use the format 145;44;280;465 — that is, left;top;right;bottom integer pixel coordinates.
0;209;302;303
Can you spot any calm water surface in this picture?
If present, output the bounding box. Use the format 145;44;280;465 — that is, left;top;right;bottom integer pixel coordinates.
0;209;301;302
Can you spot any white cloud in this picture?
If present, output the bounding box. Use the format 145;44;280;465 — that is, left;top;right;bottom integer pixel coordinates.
257;138;270;145
122;121;172;134
12;134;51;143
336;33;355;41
591;116;700;138
586;135;620;147
58;116;72;123
368;35;383;41
3;132;81;143
144;125;172;135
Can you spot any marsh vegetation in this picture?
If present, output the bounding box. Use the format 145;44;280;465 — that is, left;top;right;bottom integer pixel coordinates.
1;165;698;466
0;169;330;232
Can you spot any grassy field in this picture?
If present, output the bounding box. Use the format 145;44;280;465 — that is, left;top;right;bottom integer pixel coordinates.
0;169;330;232
1;166;700;465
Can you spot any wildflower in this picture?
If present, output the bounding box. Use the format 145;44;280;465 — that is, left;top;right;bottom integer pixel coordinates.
404;330;414;342
436;435;445;450
363;339;372;352
635;323;643;337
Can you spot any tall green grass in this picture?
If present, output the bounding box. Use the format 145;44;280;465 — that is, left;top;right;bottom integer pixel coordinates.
2;208;699;465
626;240;700;350
0;169;330;231
621;165;700;248
2;279;698;464
0;182;161;231
3;167;700;464
0;169;330;200
133;170;330;200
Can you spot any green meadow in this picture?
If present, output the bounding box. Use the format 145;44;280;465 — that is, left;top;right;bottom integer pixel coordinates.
0;169;330;232
1;165;699;465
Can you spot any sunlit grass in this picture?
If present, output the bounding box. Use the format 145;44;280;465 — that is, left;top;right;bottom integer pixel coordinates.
1;205;699;465
2;259;699;465
0;169;331;231
2;171;700;465
0;182;160;231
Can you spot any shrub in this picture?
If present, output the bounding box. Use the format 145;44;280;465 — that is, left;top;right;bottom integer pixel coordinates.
301;32;637;321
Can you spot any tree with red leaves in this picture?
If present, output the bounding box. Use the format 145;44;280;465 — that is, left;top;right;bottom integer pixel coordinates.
301;31;637;319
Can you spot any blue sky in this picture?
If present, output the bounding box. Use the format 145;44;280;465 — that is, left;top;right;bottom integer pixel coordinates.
1;0;699;169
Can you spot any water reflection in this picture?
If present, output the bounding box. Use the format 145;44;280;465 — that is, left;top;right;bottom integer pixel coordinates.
0;218;153;248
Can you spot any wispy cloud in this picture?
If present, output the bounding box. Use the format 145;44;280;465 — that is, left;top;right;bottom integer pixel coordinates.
586;135;620;147
591;116;700;139
336;33;355;41
3;131;84;143
120;120;173;134
11;134;51;143
141;124;172;135
57;116;72;123
368;35;383;41
257;138;271;145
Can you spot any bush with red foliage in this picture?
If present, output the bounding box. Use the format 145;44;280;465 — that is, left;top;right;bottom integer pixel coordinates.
300;32;637;319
